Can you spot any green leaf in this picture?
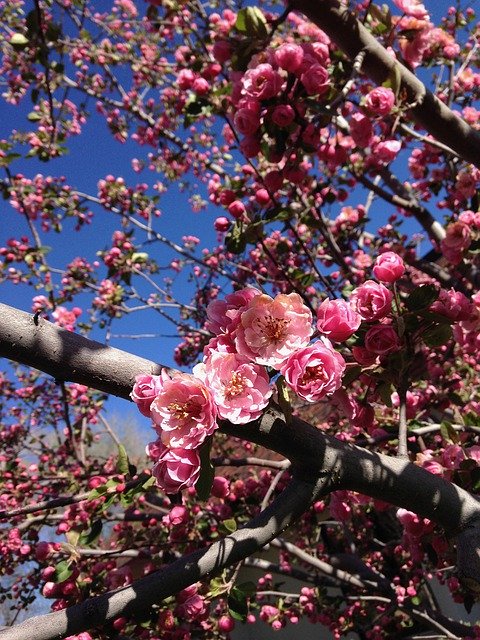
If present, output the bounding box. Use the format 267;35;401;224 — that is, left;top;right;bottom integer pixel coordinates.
276;376;292;424
142;475;156;490
220;518;238;534
78;519;103;547
53;560;73;584
228;585;250;621
10;33;29;47
131;252;149;263
377;381;393;407
422;323;452;347
405;285;439;312
235;7;268;38
116;444;130;475
440;420;459;444
225;221;246;254
195;438;214;501
27;111;41;122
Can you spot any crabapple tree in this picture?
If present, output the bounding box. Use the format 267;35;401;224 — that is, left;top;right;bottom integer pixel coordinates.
2;1;480;639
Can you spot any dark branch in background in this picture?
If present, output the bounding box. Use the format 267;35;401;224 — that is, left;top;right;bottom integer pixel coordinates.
288;0;480;169
0;477;326;640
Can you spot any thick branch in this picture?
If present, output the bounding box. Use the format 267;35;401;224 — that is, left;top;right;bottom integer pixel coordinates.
0;303;163;399
1;302;480;593
289;0;480;169
0;476;324;640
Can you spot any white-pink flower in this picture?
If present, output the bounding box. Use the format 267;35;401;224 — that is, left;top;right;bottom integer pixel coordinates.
150;370;217;449
393;0;429;19
195;351;272;424
281;340;345;403
235;292;313;368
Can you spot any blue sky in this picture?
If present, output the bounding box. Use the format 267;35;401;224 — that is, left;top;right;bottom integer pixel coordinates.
0;0;475;381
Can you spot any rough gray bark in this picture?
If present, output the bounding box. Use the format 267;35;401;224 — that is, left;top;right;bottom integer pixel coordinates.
289;0;480;169
2;302;480;638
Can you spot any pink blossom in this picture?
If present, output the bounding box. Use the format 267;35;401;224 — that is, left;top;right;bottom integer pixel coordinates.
373;139;401;164
206;287;259;335
212;476;230;498
168;505;189;526
350;112;374;148
214;216;230;232
176;594;206;620
218;616;235;633
150;370;217;449
271;104;295;127
195;351;272;424
430;288;472;321
364;325;401;355
281;340;345;402
239;135;261;158
316;298;361;342
440;221;471;265
152;446;201;493
350;280;393;321
234;107;261;135
242;64;283;100
274;43;304;73
373;251;405;283
131;374;162;417
364;87;395;115
235;292;313;368
393;0;429;19
300;64;330;96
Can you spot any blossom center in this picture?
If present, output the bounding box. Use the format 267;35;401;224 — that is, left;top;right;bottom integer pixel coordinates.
167;400;197;422
300;365;327;386
224;372;246;400
256;314;290;344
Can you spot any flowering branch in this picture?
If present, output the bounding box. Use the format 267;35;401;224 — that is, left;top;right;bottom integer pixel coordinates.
1;301;480;595
0;476;325;640
288;0;480;169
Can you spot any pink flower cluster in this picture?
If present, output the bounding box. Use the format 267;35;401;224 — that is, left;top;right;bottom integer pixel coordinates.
132;289;350;493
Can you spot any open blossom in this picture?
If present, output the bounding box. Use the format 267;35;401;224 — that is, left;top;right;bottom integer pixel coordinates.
235;292;313;368
350;112;374;148
242;63;283;100
281;340;345;402
131;374;163;417
430;288;473;322
152;445;201;494
206;287;259;335
350;280;393;321
234;107;261;136
373;251;405;283
194;351;272;424
316;298;361;342
150;370;217;449
364;87;395;116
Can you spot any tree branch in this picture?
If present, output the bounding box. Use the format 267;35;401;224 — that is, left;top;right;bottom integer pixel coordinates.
288;0;480;169
0;476;325;640
1;302;480;602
